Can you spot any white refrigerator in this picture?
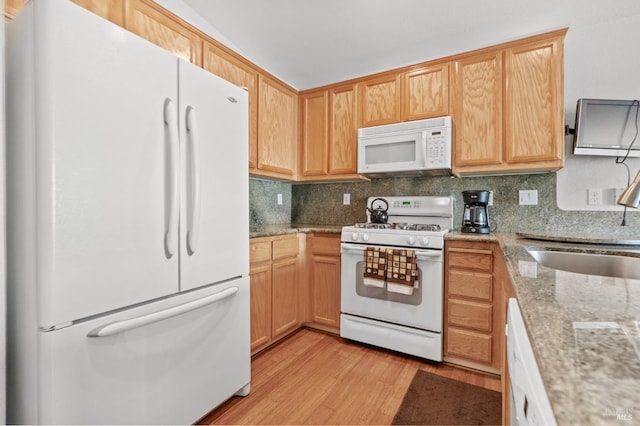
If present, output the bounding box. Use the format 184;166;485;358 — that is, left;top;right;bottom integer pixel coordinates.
6;1;250;424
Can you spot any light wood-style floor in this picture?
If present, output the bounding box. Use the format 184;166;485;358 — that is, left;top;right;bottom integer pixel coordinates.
198;328;501;425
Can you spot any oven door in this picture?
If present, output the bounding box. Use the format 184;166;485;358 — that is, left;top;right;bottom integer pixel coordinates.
340;243;443;332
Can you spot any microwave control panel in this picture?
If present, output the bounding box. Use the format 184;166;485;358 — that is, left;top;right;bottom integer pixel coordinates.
426;129;448;167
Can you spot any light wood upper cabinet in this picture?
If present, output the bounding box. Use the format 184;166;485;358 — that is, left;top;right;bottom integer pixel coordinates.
257;75;298;179
329;84;359;175
452;30;566;175
3;0;26;18
452;51;504;169
70;0;124;26
504;36;564;167
299;84;359;180
300;91;329;177
359;74;401;127
402;63;449;121
124;0;202;66
202;41;259;168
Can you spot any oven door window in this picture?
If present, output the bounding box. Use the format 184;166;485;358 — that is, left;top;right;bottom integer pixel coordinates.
355;261;423;305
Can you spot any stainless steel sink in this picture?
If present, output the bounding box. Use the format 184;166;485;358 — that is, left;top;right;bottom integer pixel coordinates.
527;249;640;279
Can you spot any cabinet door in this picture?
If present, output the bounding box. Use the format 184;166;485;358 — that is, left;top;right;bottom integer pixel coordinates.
70;0;124;26
258;75;298;178
300;91;329;177
271;257;299;338
452;52;503;169
504;37;564;166
124;0;202;65
202;41;259;169
402;64;449;121
359;74;401;127
311;254;341;328
329;84;359;175
4;0;26;18
249;262;272;352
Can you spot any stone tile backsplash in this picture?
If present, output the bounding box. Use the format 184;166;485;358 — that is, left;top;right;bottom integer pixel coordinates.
250;174;640;234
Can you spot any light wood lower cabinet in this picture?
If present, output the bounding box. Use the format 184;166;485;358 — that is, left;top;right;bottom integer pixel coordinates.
249;234;301;354
307;233;341;329
444;240;505;374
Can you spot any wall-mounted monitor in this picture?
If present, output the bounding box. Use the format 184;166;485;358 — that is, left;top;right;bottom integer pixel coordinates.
573;98;640;157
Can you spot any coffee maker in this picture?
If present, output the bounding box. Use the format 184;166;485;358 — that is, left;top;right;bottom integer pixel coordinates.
461;190;490;234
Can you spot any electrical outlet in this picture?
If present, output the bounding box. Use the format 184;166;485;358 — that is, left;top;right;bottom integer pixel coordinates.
343;193;351;205
277;193;283;205
519;190;538;205
588;188;602;205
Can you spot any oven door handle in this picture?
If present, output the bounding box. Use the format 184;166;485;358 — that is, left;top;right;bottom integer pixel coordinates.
341;243;442;261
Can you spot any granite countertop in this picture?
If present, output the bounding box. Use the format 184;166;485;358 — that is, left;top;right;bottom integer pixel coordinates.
449;231;640;425
250;223;343;238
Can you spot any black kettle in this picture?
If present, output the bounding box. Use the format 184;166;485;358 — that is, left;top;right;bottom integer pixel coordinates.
367;198;389;223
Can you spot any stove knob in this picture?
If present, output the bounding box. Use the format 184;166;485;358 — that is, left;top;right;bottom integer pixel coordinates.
421;237;430;246
363;233;370;242
407;236;416;245
351;233;359;241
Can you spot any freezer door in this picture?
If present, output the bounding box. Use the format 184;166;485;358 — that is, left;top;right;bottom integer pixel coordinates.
178;60;250;291
13;1;180;327
36;278;251;425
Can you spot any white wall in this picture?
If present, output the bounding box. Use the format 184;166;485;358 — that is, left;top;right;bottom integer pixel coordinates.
558;14;640;211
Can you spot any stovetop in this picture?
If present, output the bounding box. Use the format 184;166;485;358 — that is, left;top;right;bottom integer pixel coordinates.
354;222;443;232
341;196;454;249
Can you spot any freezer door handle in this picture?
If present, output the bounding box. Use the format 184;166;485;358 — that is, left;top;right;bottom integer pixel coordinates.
185;105;201;255
87;286;239;338
164;98;180;258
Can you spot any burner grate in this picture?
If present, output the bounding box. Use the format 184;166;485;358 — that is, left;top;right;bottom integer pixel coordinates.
354;222;442;231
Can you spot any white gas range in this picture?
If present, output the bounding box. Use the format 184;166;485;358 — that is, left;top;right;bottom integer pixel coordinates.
340;196;454;361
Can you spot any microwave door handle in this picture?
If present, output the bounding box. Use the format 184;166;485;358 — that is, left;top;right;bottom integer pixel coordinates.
421;131;429;166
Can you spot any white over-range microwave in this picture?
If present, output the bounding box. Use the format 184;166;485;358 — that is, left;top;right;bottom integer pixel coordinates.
357;116;452;177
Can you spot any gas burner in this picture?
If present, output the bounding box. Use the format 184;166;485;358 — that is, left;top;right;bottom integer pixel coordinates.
354;222;391;229
392;223;442;231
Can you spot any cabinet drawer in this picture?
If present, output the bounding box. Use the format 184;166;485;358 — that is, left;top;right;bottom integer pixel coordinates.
273;236;299;260
446;327;493;364
448;270;492;301
448;299;492;332
250;241;272;264
311;235;340;256
447;248;493;272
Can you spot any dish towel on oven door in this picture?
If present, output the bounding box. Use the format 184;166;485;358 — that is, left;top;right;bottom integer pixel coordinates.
364;247;386;288
386;249;419;295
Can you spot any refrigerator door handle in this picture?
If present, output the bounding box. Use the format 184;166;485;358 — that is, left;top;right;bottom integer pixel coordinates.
87;286;239;338
164;98;180;258
185;105;201;255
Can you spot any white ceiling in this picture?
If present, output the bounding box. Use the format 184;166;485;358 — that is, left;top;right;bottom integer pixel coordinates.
181;0;640;90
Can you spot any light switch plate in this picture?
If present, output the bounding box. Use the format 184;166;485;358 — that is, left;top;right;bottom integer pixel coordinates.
519;190;538;205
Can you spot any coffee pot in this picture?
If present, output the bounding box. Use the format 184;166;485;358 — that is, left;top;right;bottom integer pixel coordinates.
461;190;490;234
